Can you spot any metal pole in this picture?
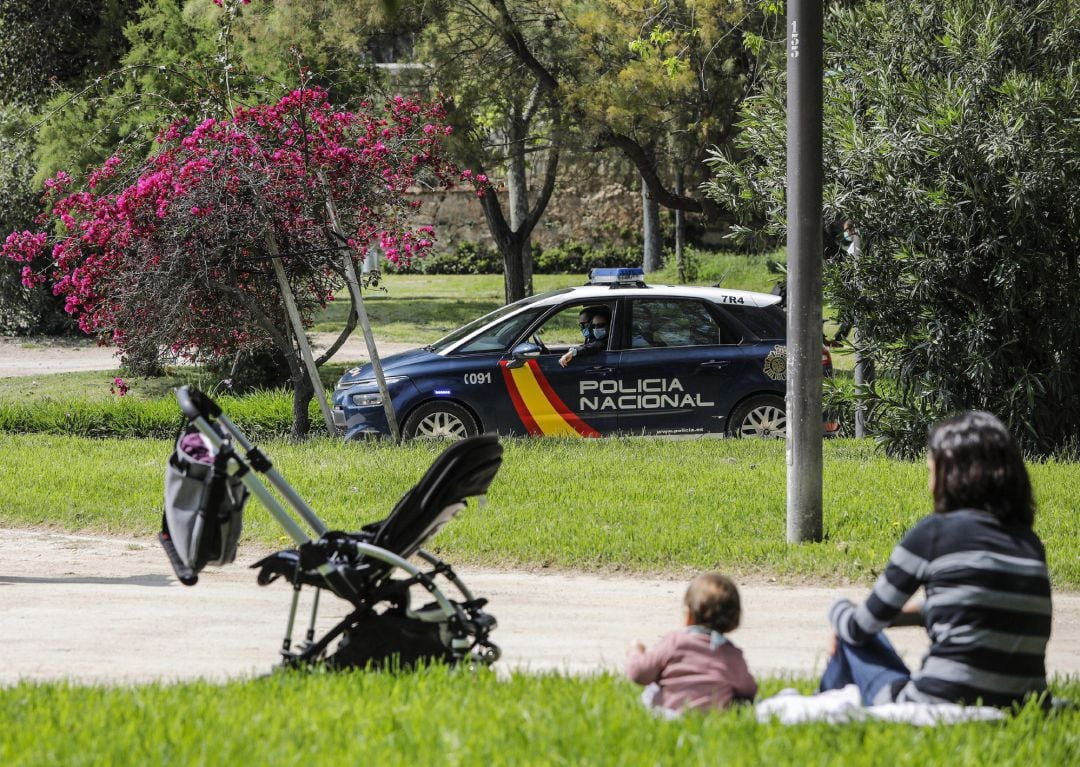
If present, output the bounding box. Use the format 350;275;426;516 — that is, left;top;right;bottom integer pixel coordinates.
320;177;401;442
265;234;338;437
854;328;867;439
785;0;824;543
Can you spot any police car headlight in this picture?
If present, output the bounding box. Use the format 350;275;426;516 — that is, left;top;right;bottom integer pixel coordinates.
344;376;407;407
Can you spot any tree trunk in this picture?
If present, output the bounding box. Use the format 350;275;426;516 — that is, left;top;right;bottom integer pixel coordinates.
291;372;314;440
642;177;662;273
507;106;533;297
473;95;560;305
502;236;528;303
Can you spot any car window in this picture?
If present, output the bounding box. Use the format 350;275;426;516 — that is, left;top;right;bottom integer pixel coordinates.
629;299;739;348
721;304;786;341
454;307;547;354
532;302;614;348
427;289;573;353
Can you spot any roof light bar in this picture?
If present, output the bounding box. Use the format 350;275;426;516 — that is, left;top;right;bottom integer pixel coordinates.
588;267;646;287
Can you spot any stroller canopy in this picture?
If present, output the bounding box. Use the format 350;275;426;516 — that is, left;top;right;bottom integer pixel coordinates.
368;434;503;559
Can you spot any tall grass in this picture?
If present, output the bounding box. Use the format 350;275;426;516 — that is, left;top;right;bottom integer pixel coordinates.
3;434;1078;586
1;670;1076;766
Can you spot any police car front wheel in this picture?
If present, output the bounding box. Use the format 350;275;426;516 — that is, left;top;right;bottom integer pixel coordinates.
402;401;479;440
728;395;787;439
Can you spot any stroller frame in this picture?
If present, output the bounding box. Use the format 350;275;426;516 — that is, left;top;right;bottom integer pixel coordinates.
161;386;501;669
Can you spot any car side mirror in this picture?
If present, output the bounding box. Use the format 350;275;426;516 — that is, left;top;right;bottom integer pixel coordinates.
510;342;542;362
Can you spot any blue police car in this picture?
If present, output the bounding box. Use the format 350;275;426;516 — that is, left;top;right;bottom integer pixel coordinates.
332;269;835;440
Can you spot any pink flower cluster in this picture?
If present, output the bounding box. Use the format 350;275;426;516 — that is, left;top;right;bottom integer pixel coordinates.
459;169;493;198
2;87;456;361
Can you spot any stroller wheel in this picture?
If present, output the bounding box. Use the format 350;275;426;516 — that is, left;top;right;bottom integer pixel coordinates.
479;643;501;664
402;401;479;440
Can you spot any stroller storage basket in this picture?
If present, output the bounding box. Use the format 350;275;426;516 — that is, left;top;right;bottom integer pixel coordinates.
161;386;502;669
161;428;247;584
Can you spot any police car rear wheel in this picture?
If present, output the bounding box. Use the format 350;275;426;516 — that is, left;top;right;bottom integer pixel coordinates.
402;401;479;440
728;395;787;439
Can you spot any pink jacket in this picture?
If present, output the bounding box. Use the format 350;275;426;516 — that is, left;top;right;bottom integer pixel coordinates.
625;629;757;711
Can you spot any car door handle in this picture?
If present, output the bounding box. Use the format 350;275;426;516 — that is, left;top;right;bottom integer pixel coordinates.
586;366;615;375
697;361;730;372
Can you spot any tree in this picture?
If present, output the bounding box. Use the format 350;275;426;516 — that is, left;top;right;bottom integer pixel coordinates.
344;0;767;298
426;0;769;281
549;0;770;220
379;0;566;303
706;0;1080;456
4;87;453;436
0;104;67;334
0;0;138;334
0;0;136;106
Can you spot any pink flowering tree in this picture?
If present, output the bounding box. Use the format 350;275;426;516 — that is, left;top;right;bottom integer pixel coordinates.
4;86;454;437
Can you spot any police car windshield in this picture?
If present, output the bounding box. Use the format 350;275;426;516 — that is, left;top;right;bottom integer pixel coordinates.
427;290;573;353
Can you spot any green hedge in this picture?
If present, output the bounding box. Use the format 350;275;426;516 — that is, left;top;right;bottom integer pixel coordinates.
0;389;304;441
387;241;643;275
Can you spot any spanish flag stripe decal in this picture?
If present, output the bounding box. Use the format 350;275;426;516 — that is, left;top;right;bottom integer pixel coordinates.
499;361;542;436
498;360;600;438
526;360;601;437
507;362;579;436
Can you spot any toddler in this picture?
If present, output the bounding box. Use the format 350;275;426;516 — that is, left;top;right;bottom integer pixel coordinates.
626;572;757;712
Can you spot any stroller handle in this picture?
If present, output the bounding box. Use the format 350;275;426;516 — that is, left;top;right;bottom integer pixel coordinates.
176;385;222;421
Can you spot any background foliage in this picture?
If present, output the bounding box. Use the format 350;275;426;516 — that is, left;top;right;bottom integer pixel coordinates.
706;0;1080;456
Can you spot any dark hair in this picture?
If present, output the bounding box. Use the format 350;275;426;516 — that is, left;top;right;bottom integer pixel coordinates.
928;411;1034;526
684;573;741;633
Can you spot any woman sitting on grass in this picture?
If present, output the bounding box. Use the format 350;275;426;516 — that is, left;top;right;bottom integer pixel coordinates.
820;410;1051;708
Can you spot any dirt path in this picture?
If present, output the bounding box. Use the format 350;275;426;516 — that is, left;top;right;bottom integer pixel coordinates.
0;334;414;378
2;528;1078;687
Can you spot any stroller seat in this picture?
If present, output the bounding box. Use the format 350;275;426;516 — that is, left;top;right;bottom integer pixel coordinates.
253;434;501;591
160;386;503;671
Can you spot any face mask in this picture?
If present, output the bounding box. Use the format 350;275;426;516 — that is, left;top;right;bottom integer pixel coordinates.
843;232;852;242
581;326;592;339
591;327;608;341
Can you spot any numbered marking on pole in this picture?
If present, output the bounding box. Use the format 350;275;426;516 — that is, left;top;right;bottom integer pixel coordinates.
790;20;800;58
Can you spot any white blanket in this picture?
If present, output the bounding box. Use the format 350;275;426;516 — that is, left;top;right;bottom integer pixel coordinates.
755;685;1006;726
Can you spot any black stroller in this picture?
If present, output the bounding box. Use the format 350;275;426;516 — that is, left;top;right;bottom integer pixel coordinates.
159;385;502;670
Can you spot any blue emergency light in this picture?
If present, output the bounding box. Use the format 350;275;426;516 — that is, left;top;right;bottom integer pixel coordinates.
588;267;646;286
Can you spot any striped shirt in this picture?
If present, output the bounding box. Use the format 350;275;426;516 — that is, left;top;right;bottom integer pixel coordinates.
830;509;1051;707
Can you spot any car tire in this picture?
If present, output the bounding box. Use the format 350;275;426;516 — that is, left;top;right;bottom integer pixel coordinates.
728;395;787;439
402;401;480;440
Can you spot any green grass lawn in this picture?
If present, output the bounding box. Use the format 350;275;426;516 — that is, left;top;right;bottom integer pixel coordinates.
4;258;1077;761
3;434;1078;586
1;670;1076;766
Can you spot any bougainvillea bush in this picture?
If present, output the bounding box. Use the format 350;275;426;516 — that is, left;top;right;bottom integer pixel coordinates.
3;87;454;436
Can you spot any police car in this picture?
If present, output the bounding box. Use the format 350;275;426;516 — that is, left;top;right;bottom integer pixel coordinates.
332;268;835;440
